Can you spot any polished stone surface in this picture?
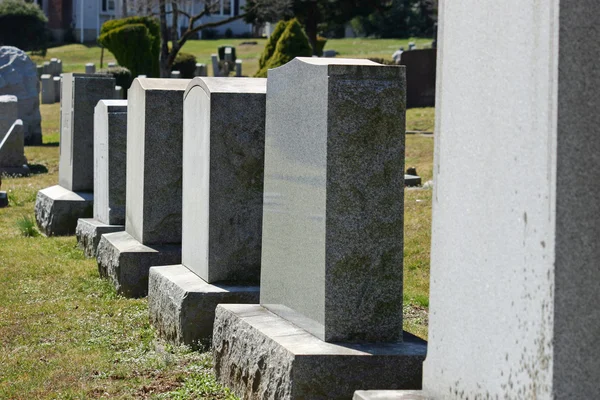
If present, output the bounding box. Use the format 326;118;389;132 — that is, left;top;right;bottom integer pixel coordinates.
126;78;189;245
182;77;266;283
34;185;93;236
94;100;128;225
213;304;426;400
58;73;116;192
148;265;259;346
260;58;406;343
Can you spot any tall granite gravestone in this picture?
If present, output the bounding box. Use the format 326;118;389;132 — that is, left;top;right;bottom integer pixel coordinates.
53;76;61;103
35;73;116;236
0;119;29;176
76;100;128;257
148;77;266;347
40;74;54;104
354;1;600;399
398;49;436;108
212;58;426;399
97;78;189;298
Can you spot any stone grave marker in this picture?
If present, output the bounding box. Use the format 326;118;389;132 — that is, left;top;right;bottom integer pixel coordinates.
76;100;128;257
355;1;600;399
0;95;18;141
40;74;54;104
171;71;181;78
97;78;189;298
212;58;426;399
194;63;207;77
148;77;266;346
211;54;220;77
235;59;242;77
53;76;60;103
0;119;29;176
85;63;95;74
35;73;116;236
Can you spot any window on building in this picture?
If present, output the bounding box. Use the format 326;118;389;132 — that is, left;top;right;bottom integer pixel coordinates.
102;0;116;12
221;0;231;16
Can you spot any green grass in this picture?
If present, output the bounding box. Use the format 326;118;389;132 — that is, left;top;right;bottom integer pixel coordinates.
1;82;434;395
32;37;433;77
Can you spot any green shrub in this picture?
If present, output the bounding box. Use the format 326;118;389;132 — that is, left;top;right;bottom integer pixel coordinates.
98;17;160;77
97;66;133;91
255;19;312;78
258;20;287;70
315;36;327;57
0;0;48;54
16;215;39;237
172;52;197;79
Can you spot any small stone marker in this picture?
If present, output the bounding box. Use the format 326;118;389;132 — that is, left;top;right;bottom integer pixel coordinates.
42;61;50;75
235;59;242;77
114;86;122;99
97;78;189;298
0;119;29;176
171;70;181;78
35;73;116;236
40;74;54;104
0;95;18;142
211;54;220;77
76;100;128;257
53;76;61;103
224;47;233;63
85;63;95;74
212;58;425;399
108;62;116;68
194;63;207;77
49;58;59;76
148;77;267;346
36;65;43;78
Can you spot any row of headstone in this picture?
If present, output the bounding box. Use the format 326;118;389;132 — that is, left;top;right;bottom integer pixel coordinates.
36;58;62;79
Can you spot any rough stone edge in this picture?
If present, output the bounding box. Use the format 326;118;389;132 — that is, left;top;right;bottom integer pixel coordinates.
75;218;124;258
353;390;429;400
34;187;93;236
213;305;426;400
148;265;260;348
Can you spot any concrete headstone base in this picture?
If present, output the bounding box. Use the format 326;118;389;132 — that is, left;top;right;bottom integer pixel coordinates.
353;390;428;400
148;265;259;348
0;165;30;176
76;218;124;258
96;230;181;298
213;304;427;400
34;185;93;236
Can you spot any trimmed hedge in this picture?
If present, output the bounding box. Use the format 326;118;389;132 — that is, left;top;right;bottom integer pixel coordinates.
0;0;48;54
97;66;133;92
172;52;197;79
98;17;159;78
258;20;287;70
255;19;312;78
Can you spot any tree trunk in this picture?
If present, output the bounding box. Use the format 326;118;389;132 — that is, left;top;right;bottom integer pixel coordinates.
305;2;319;56
159;2;170;77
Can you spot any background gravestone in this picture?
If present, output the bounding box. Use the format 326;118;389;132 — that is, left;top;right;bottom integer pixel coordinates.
0;95;18;141
148;77;266;346
76;100;128;258
399;49;436;108
35;73;116;236
0;46;42;144
212;58;426;399
0;119;29;176
97;78;189;298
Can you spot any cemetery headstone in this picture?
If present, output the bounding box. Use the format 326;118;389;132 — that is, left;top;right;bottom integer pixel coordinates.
148;77;267;346
76;100;128;257
97;78;189;298
0;95;18;141
355;1;600;399
211;54;220;77
42;61;50;75
0;46;43;144
115;86;122;99
35;73;116;236
235;59;242;77
399;49;436;108
194;63;207;77
85;63;96;74
171;71;181;78
212;58;426;399
108;62;116;68
40;74;55;104
0;119;29;176
53;76;61;103
49;58;59;76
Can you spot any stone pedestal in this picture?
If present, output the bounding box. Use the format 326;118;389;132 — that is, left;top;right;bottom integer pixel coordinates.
76;218;123;258
97;231;181;298
213;305;426;400
149;265;259;348
35;185;93;236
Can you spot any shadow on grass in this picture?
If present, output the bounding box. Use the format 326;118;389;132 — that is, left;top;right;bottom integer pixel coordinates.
37;142;59;147
29;164;49;175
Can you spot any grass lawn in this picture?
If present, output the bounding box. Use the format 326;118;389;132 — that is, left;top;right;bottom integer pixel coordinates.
30;37;433;77
0;97;433;395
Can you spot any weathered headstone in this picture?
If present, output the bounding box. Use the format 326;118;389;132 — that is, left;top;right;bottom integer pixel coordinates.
212;58;425;399
35;73;116;236
171;70;181;78
42;61;50;75
36;65;43;79
0;95;18;141
211;54;220;77
97;78;189;298
53;76;61;103
85;63;95;74
148;77;266;346
355;1;600;399
0;119;29;176
40;74;54;104
399;49;436;108
114;86;122;99
194;63;207;77
49;58;59;76
76;100;128;257
0;46;43;144
108;62;116;68
224;47;233;63
235;59;242;77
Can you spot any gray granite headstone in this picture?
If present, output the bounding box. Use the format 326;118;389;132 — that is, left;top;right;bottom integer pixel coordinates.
235;59;242;77
194;63;207;77
0;119;29;176
53;76;61;103
211;54;220;77
182;77;267;283
0;95;18;141
85;63;95;74
260;58;406;343
40;74;54;104
126;78;188;245
58;73;116;192
171;71;181;78
94;100;128;225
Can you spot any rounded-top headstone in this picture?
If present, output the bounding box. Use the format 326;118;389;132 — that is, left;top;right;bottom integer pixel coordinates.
0;46;42;144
